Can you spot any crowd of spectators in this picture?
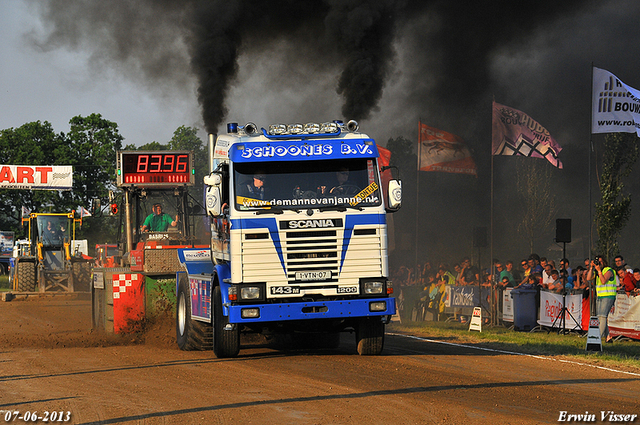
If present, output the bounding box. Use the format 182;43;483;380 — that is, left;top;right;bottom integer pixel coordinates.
391;253;640;322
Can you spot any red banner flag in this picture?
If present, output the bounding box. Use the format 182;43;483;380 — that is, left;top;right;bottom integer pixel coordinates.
418;123;477;176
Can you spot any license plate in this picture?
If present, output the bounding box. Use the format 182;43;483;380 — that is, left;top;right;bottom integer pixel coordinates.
295;270;331;281
270;286;301;295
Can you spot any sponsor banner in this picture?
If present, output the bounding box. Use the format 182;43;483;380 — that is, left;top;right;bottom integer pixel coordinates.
418;123;477;176
182;249;211;262
445;285;480;309
592;67;640;137
608;293;640;340
190;277;211;321
0;165;72;190
236;193;380;209
537;290;582;330
230;139;378;162
492;102;563;168
502;288;514;322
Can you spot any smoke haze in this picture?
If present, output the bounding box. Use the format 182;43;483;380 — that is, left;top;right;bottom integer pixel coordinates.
26;0;640;266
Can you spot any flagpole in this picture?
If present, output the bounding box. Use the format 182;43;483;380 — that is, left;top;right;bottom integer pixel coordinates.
589;64;594;257
490;100;496;325
589;63;595;315
415;120;421;277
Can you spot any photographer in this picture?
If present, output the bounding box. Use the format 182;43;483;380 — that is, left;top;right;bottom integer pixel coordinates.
586;255;617;343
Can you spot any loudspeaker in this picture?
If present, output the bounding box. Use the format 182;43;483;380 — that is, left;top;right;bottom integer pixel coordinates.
556;219;571;243
473;227;487;248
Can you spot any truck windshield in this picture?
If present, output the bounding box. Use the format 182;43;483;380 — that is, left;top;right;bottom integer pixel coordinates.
234;158;382;211
37;216;70;247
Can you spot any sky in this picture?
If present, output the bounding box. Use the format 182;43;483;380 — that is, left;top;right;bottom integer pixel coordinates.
2;0;640;264
2;1;639;148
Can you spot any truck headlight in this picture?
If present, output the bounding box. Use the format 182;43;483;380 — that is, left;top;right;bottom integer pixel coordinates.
369;301;387;312
363;281;384;295
240;286;261;300
241;308;260;318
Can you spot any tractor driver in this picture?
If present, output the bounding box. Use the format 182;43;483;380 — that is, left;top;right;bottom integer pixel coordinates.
44;220;62;243
141;203;178;232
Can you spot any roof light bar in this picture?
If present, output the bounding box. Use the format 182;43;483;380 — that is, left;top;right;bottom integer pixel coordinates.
262;120;359;138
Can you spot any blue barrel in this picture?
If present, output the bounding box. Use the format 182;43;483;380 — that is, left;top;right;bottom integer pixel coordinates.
511;288;537;331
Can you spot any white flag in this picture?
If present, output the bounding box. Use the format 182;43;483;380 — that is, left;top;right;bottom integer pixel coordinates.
592;67;640;136
21;206;30;217
78;206;92;217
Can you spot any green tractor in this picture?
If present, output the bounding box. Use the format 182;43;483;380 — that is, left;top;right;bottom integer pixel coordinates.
11;212;91;293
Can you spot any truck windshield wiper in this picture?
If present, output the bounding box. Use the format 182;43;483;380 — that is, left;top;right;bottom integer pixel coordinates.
319;204;363;212
255;207;284;215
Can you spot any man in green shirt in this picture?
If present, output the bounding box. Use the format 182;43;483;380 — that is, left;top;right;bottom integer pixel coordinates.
141;203;178;232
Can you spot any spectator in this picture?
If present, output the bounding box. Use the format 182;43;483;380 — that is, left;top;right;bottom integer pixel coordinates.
617;268;637;293
529;254;543;274
460;257;479;286
541;263;554;289
498;275;511;289
540;257;548;269
586;255;616;343
613;255;633;287
547;270;564;293
519;259;532;285
436;264;456;286
517;273;539;289
506;260;521;283
634;269;640;289
559;258;572;276
573;266;587;290
453;263;463;285
498;261;516;286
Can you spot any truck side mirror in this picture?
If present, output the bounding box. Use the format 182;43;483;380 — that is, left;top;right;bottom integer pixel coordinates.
386;179;402;212
204;173;223;217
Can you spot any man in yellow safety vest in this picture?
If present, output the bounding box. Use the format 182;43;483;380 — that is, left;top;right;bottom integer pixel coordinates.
586;255;617;343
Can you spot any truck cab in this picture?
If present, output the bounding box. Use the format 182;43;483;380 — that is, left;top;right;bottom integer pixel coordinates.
177;120;402;357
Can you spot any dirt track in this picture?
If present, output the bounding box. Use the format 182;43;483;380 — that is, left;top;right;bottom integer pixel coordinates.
1;297;639;424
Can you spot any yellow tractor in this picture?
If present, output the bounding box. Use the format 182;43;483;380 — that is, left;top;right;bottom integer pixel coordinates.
11;212;90;292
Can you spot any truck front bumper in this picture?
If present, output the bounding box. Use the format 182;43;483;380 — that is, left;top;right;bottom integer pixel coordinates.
227;297;395;323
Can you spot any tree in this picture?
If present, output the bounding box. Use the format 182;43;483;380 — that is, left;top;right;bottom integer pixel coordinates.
64;114;124;209
595;132;639;262
168;126;207;194
0;121;67;233
515;157;558;254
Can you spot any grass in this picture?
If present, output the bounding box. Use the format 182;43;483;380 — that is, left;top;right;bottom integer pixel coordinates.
0;274;10;291
388;320;640;372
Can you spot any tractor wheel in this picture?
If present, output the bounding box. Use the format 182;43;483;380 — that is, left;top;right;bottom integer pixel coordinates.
355;317;385;355
176;274;212;351
212;285;240;358
16;261;37;292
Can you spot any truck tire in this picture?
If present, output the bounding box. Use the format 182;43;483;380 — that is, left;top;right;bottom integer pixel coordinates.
176;275;212;351
212;285;240;358
355;317;385;355
16;261;37;292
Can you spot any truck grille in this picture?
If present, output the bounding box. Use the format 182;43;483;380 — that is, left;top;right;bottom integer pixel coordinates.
285;230;338;283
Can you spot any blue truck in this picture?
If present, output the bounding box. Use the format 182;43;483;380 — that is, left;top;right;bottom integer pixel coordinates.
176;120;402;357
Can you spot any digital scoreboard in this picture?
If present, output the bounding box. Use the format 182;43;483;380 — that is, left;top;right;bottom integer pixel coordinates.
117;151;195;187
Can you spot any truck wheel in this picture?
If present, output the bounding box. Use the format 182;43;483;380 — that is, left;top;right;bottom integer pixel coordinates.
212;285;240;358
355;317;385;355
176;275;212;351
16;261;37;292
